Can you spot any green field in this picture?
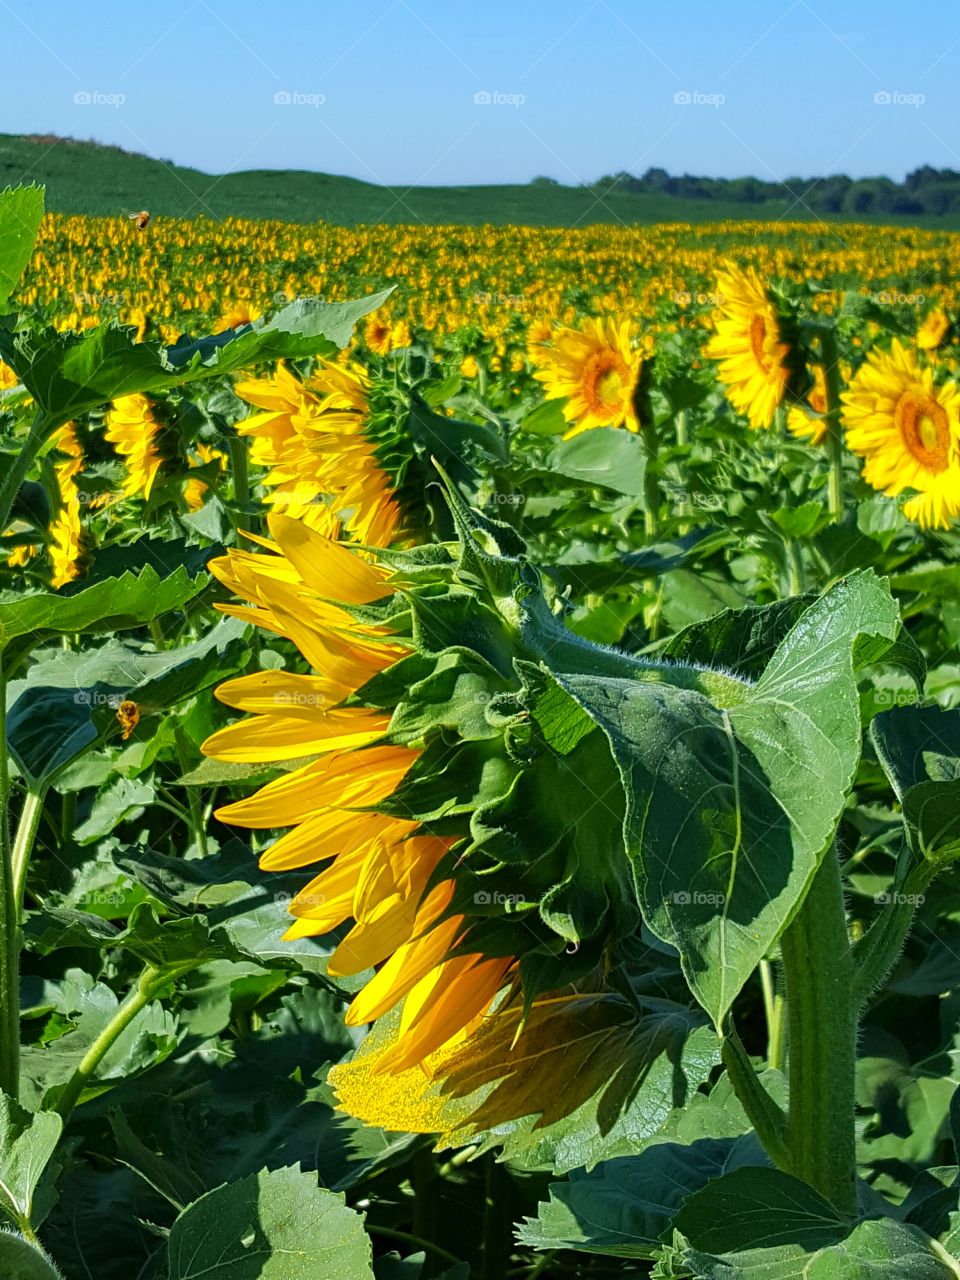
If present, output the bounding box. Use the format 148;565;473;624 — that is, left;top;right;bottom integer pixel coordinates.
3;133;959;228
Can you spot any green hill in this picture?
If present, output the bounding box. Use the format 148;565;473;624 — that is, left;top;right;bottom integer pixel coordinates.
2;133;958;228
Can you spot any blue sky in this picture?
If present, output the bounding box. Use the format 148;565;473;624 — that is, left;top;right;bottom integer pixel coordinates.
1;0;957;185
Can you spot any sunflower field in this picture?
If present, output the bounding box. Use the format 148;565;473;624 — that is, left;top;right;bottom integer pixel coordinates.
4;182;960;1280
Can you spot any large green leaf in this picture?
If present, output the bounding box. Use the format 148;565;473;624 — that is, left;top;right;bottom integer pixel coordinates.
0;185;44;311
6;617;250;784
0;290;393;426
517;1136;766;1258
873;706;960;868
0;1232;63;1280
166;1165;375;1279
544;428;647;497
0;1095;62;1233
559;570;901;1025
674;1169;957;1279
0;563;206;653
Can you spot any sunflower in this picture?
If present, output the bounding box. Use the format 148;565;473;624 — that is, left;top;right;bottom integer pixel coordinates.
235;359;401;547
104;393;165;500
183;442;226;512
364;315;393;356
530;316;642;438
201;514;511;1070
0;361;19;391
917;307;951;352
214;301;262;333
390;319;413;349
706;262;791;429
842;339;960;528
49;422;84;589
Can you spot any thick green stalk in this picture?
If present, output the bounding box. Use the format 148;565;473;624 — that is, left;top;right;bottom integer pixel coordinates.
641;418;660;541
0;411;55;534
0;656;20;1099
819;326;845;521
780;848;857;1214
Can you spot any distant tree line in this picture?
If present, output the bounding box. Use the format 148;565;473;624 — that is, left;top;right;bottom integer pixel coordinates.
589;166;960;215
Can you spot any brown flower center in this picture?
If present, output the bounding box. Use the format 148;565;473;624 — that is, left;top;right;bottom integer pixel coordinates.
583;352;627;412
749;313;772;372
895;391;951;472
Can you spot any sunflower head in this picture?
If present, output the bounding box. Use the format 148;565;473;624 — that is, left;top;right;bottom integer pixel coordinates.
104;393;167;500
201;479;749;1151
530;316;642;438
705;262;794;429
917;307;952;352
842;338;960;528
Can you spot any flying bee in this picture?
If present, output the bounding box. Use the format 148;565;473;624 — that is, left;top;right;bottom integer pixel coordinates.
124;209;150;231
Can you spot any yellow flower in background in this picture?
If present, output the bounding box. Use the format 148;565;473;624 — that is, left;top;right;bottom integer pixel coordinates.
460;355;480;378
235;359;401;547
706;262;791;429
364;315;393;355
0;361;19;390
213;301;262;333
787;366;829;446
183;442;226;512
390;319;412;349
49;423;84;589
842;339;960;528
201;515;513;1073
918;307;951;351
531;316;642;438
105;394;165;500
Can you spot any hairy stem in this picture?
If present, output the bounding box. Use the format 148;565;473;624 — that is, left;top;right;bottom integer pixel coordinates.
720;1025;790;1170
11;786;47;922
780;848;857;1214
819;326;845;521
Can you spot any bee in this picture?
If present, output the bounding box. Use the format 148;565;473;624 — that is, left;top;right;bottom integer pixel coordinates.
125;209;150;231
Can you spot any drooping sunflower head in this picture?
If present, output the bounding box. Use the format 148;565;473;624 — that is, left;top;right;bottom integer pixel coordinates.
214;301;263;334
842;338;960;528
201;482;741;1152
49;422;84;589
104;393;166;500
917;307;952;352
705;262;793;430
531;315;642;438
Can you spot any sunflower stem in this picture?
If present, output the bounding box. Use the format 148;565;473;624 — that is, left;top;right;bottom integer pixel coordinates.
0;654;21;1100
0;410;56;534
780;846;858;1214
11;785;47;923
819;326;845;521
759;958;787;1072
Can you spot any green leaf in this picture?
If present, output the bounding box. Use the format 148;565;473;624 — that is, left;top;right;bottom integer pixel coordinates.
0;563;206;651
517;1136;767;1258
561;570;901;1025
166;1165;375;1279
521;398;569;435
0;1232;63;1280
0;185;44;310
545;428;647;496
0;290;393;427
873;706;960;867
0;1095;63;1232
675;1169;957;1278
